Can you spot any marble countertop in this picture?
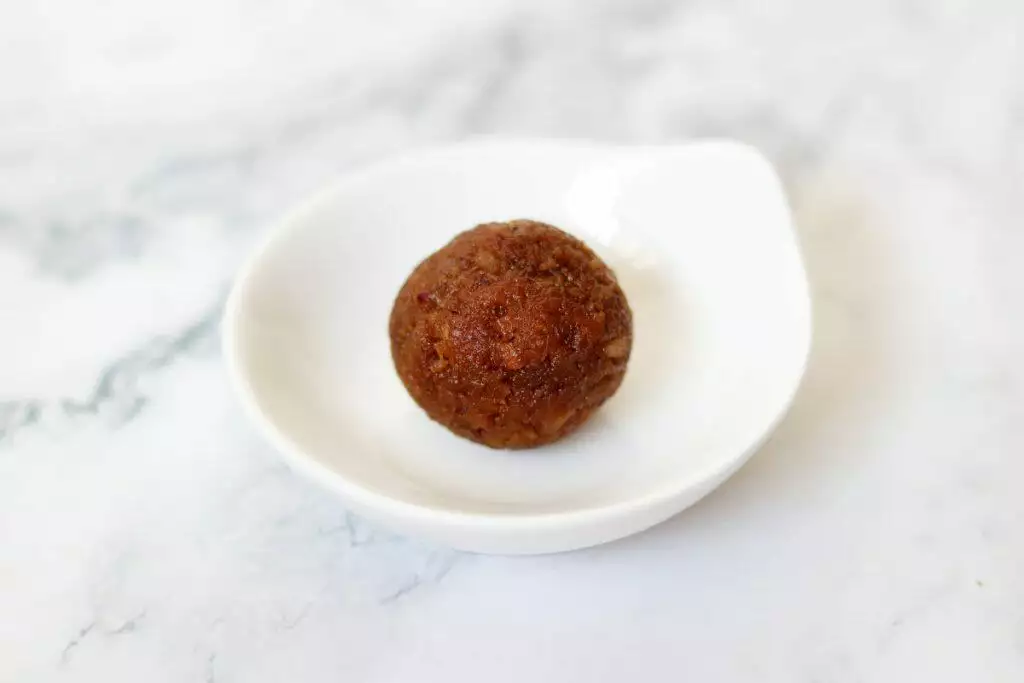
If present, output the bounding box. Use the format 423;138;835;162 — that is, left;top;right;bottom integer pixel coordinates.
2;0;1023;680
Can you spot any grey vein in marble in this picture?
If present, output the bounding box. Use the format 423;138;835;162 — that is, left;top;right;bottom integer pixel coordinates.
379;549;458;605
0;210;151;280
58;621;96;665
59;611;147;666
0;298;222;446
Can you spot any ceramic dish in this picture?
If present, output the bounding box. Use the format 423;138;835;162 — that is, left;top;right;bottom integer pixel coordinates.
223;139;811;554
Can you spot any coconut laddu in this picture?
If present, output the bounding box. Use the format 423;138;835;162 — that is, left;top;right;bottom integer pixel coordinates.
389;219;632;449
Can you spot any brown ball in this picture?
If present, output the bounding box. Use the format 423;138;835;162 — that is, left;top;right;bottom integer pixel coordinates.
389;220;633;449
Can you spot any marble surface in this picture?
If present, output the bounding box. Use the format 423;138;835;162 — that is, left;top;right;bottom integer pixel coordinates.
2;0;1023;680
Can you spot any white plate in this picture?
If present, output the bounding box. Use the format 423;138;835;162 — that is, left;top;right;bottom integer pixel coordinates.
223;139;811;555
